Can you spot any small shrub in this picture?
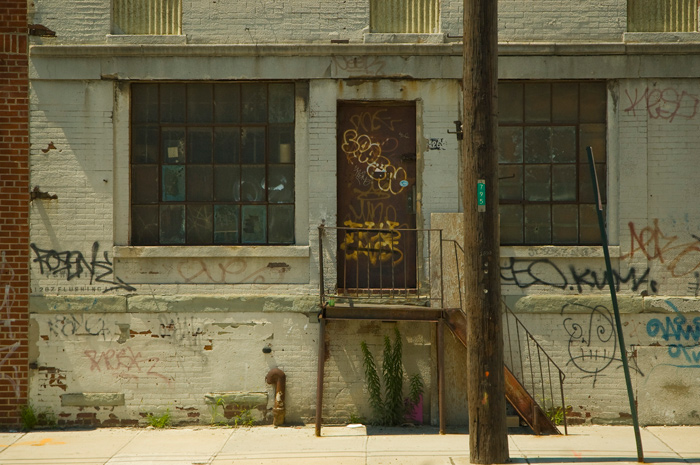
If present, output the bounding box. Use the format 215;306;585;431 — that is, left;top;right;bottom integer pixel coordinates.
360;327;424;426
146;409;172;428
233;407;255;427
20;404;56;431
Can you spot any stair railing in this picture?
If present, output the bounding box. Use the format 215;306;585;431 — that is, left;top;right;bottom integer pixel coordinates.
442;238;568;434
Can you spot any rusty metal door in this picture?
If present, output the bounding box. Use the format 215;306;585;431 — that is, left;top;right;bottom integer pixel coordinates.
337;102;417;291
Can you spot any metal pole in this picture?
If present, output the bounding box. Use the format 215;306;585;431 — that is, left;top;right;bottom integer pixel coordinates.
586;146;644;463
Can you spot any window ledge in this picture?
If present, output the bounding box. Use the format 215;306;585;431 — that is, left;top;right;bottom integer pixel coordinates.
106;34;187;45
363;33;445;44
500;245;620;259
113;245;310;259
624;32;700;43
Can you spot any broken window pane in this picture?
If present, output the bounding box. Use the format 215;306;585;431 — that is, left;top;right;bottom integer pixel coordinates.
214;205;240;244
162;165;186;202
267;165;294;204
160;205;185;244
268;205;294;244
241;205;267;244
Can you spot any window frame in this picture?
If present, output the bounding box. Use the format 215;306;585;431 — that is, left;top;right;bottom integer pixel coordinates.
498;80;608;246
129;81;297;247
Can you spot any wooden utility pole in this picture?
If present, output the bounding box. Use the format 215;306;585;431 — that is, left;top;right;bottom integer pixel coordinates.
462;0;509;462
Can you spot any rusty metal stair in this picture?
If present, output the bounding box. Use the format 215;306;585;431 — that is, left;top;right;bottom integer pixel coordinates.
443;308;561;435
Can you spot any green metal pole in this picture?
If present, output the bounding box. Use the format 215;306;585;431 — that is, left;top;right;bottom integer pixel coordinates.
586;146;644;463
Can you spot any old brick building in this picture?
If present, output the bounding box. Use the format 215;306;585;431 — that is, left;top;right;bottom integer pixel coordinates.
1;0;699;428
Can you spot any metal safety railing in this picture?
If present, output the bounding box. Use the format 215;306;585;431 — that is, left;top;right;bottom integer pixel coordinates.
443;238;568;434
503;303;568;434
113;0;182;35
370;0;440;33
628;0;698;32
318;224;444;308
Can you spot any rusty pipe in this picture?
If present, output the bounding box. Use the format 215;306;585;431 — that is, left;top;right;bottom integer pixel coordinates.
266;368;286;426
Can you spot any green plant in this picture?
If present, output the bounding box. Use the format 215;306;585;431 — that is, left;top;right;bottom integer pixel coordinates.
360;327;424;426
233;407;255;427
209;398;228;426
348;412;365;424
20;404;56;431
545;405;570;426
146;409;172;428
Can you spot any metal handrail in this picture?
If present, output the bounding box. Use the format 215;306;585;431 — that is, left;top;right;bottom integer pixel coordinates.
318;224;445;307
442;237;568;434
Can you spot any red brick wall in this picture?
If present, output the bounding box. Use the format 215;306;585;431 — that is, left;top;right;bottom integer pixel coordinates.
0;0;29;426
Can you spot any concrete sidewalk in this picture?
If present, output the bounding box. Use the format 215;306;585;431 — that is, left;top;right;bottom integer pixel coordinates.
0;425;698;465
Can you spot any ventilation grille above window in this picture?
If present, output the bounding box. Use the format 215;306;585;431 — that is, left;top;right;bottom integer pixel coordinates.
370;0;440;33
113;0;181;35
628;0;698;32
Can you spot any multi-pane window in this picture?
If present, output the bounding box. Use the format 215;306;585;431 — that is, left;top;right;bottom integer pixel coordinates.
130;82;295;246
498;81;606;245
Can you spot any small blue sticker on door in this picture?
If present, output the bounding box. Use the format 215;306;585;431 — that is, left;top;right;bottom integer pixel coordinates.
399;180;409;187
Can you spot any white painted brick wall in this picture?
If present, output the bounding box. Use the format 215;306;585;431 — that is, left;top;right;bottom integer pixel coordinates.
31;0;625;45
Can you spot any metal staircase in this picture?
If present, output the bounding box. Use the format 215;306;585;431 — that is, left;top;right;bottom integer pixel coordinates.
315;224;566;435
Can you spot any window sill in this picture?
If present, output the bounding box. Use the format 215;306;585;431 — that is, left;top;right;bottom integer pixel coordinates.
113;245;310;259
624;32;700;43
363;33;445;44
106;34;187;45
500;245;620;259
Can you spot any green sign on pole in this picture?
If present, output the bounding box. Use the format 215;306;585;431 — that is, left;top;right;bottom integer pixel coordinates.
477;179;486;212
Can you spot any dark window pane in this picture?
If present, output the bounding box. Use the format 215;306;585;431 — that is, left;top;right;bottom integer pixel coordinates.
241;127;266;163
580;82;607;123
214;165;240;202
524;83;551;123
524;127;552;163
552;83;579;123
241;84;267;122
241;165;266;202
269;83;295;123
162;165;186;201
552;165;577;201
187;84;213;123
579;163;606;204
214;127;240;164
214;84;240;123
162;128;186;164
187;128;213;163
551;126;576;163
132;205;159;245
498;82;523;123
132;165;159;204
187;165;213;201
132;84;159;123
268;205;294;244
241;205;267;243
524;204;551;244
579;204;602;244
160;84;186;123
579;123;606;164
214;205;240;244
552;204;578;244
160;205;185;244
524;165;551;201
187;204;213;244
268;125;295;164
131;125;159;164
498;164;523;201
498;126;523;163
268;165;294;203
500;205;523;244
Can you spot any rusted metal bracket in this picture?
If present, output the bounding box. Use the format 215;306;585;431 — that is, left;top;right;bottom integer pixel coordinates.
30;186;58;201
447;120;463;140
